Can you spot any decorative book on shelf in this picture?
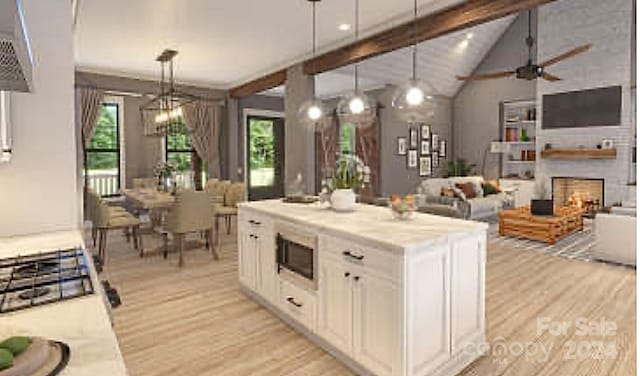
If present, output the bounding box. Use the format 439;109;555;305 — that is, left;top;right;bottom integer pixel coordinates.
540;148;617;160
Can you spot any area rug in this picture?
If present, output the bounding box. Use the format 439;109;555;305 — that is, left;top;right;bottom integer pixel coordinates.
487;219;595;262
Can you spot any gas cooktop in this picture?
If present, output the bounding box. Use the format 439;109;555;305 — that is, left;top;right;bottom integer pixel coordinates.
0;248;95;314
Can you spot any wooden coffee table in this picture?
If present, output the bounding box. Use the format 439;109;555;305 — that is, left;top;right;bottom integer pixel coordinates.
499;206;584;245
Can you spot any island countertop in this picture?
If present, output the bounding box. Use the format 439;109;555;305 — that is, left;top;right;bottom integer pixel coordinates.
239;199;488;252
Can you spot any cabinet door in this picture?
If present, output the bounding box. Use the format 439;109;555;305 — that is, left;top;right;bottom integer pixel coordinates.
353;273;401;376
451;234;485;353
238;229;257;289
318;258;353;354
256;232;277;303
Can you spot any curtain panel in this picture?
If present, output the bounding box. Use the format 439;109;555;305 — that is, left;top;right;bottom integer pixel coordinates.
79;88;104;146
183;100;221;179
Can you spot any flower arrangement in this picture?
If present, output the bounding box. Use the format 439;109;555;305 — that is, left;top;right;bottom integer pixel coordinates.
325;154;370;191
389;194;416;220
153;162;176;179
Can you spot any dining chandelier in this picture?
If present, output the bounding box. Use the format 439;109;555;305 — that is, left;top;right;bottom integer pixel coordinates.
141;49;198;137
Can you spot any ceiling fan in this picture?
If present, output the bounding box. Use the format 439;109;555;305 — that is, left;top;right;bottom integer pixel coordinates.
456;11;591;82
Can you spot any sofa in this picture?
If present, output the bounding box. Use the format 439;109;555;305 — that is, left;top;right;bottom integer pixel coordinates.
593;201;636;266
416;176;513;220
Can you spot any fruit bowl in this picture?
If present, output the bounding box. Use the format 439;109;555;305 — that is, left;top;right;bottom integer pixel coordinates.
389;195;416;220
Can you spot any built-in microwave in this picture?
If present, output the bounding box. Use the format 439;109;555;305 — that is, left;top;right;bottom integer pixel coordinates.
276;224;317;290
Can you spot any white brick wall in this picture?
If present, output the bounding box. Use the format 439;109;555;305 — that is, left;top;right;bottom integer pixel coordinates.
535;0;635;205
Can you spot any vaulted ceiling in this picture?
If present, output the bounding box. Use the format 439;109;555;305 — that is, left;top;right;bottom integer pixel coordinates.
262;14;516;99
74;0;467;88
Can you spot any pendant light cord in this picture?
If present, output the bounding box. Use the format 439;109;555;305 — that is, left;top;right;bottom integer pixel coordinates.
354;0;359;92
412;0;418;81
312;1;317;97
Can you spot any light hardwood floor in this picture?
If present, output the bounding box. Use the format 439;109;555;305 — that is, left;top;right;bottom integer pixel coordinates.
93;223;635;376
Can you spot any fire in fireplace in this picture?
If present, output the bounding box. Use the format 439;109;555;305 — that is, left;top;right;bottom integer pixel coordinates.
552;177;604;216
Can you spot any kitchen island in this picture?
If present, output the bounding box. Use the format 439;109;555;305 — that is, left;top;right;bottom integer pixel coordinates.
238;200;488;376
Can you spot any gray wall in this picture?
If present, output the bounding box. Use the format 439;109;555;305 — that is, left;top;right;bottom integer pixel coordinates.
377;88;453;196
75;71;227;187
452;11;537;179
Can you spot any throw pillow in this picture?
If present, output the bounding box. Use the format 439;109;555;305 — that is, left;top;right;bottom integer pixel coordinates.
454;183;474;200
441;187;456;198
482;183;499;196
471;181;484;198
450;185;466;201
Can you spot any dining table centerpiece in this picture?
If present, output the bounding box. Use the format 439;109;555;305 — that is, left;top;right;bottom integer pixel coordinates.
321;154;370;212
153;161;177;192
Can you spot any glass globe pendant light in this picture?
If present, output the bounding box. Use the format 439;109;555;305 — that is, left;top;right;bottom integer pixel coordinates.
297;0;328;130
392;0;436;123
336;0;376;129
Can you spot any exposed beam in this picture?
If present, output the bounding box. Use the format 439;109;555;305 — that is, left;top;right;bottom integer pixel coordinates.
229;69;287;99
303;0;557;75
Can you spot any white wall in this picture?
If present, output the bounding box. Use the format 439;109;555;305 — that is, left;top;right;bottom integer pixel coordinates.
0;0;78;237
535;0;635;205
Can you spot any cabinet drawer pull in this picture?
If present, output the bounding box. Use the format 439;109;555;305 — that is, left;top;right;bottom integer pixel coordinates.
286;296;303;308
344;272;351;278
354;276;360;282
248;220;262;225
342;250;364;261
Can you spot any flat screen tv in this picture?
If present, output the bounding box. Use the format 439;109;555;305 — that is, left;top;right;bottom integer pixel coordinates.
542;86;621;129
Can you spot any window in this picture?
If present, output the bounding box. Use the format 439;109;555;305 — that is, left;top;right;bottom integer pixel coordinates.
165;122;206;189
339;122;356;155
85;100;122;196
248;117;275;188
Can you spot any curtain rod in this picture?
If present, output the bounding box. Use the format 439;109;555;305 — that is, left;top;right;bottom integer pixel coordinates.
74;84;227;106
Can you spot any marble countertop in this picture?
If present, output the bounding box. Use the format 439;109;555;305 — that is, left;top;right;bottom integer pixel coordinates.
0;230;128;376
240;200;488;253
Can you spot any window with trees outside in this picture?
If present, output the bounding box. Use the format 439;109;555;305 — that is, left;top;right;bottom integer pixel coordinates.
165;122;206;189
85;102;122;197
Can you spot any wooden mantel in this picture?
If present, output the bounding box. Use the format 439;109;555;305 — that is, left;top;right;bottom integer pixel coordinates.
540;148;617;160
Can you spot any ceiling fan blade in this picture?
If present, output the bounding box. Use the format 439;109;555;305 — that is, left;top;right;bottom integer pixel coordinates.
456;71;514;81
539;44;592;67
542;72;562;81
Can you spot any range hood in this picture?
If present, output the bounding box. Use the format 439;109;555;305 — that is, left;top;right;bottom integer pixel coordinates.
0;0;33;93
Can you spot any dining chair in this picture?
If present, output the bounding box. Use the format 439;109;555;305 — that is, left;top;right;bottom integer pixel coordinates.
165;190;218;267
86;189;130;247
213;182;246;252
205;179;230;206
89;190;143;262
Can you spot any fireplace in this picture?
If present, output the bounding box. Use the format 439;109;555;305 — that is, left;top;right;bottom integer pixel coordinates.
552;177;604;216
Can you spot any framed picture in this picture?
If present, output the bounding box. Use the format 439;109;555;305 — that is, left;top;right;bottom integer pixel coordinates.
407;150;418;168
397;137;407;155
432;134;440;150
439;140;446;157
419;156;432;177
421;124;431;140
420;140;431;155
432;152;440;167
409;127;419;149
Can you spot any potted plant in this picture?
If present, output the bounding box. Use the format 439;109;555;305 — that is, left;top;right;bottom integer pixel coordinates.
445;159;476;177
322;154;369;212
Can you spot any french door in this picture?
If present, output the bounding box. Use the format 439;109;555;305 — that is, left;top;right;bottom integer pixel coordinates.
246;115;285;200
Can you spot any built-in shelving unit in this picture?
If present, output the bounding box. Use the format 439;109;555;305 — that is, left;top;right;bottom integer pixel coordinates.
499;99;537;179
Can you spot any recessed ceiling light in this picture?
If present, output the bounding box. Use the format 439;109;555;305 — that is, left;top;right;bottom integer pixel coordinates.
338;23;351;31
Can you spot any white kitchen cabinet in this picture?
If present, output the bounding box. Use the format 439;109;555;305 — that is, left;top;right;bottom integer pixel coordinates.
318;257;353;354
256;226;277;303
238;202;488;376
238;228;257;289
353;271;401;376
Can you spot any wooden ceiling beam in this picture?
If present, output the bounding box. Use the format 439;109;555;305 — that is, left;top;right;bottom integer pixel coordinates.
303;0;557;75
229;69;287;99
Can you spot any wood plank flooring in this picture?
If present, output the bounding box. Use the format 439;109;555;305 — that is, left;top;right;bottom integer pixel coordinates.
92;224;635;376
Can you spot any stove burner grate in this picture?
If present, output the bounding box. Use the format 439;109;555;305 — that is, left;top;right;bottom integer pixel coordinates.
18;287;51;300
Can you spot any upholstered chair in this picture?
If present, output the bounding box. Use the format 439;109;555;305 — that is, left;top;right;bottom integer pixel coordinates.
89;190;142;262
205;179;231;206
165;190;218;267
214;182;246;246
86;189;129;247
